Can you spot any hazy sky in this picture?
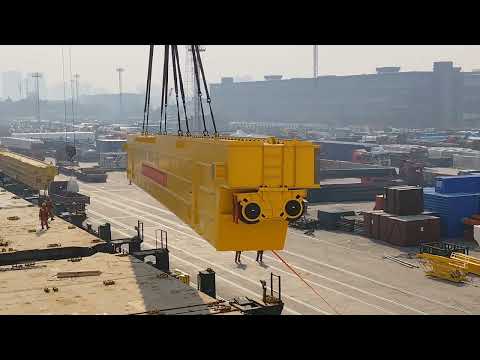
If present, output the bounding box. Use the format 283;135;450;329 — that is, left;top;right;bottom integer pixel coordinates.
1;45;479;94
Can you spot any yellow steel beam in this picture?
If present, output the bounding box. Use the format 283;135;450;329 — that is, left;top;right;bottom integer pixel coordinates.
126;134;319;251
451;253;480;276
417;253;468;283
0;150;57;191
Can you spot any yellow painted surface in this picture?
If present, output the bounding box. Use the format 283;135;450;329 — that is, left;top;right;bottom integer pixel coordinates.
126;134;319;251
450;253;480;276
0;151;57;191
417;253;468;283
173;269;190;286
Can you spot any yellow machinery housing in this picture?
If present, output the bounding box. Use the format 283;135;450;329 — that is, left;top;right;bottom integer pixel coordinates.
126;134;319;251
0;150;57;191
172;269;190;286
417;253;468;283
450;253;480;276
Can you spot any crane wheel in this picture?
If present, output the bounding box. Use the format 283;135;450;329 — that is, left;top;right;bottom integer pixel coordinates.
239;202;261;224
285;199;304;221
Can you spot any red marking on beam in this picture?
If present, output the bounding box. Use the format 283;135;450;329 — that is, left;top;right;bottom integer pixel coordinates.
142;164;167;186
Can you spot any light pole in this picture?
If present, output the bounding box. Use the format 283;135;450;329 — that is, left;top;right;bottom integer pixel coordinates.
74;74;80;121
31;72;42;122
116;67;124;121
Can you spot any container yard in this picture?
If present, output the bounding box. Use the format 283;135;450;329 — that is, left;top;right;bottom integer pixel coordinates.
3;44;480;316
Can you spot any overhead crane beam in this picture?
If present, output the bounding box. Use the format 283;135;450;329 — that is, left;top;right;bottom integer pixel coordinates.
126;45;320;252
0;150;57;191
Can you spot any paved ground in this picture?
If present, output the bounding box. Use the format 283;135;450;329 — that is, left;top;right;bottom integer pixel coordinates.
73;171;480;315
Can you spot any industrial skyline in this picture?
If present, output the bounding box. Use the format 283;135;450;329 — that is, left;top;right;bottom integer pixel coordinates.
0;45;479;97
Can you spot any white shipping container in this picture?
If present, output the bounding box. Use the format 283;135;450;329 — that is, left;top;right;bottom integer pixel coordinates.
0;137;43;151
474;225;480;245
11;132;95;143
453;154;480;170
428;146;480;159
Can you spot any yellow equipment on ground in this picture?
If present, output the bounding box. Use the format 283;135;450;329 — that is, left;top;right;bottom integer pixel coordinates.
126;134;319;251
417;253;468;283
450;253;480;276
172;269;190;286
0;150;57;191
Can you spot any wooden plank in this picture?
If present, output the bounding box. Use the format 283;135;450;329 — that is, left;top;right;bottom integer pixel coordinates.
57;271;102;278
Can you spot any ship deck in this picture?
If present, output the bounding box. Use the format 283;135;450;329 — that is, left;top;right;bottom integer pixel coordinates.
0;252;238;315
0;187;107;265
0;186;241;315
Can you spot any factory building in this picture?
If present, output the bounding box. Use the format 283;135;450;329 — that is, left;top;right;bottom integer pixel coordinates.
210;61;479;129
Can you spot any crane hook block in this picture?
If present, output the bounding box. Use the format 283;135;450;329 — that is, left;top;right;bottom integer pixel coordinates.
126;134;319;251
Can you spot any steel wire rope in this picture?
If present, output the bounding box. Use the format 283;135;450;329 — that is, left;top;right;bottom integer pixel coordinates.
171;45;183;135
195;45;218;136
142;45;154;135
173;45;190;135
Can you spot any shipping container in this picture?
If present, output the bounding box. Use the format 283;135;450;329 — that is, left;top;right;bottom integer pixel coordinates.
380;215;440;246
424;187;480;238
384;186;423;215
314;140;375;161
11;132;95;143
317;209;355;230
435;175;480;194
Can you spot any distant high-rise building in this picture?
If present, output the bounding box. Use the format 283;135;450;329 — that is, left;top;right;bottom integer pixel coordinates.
2;71;22;100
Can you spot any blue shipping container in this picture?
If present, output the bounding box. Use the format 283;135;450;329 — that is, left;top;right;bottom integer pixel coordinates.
424;187;480;238
435;175;480;194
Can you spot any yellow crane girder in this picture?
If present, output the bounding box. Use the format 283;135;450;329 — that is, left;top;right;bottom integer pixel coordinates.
417;253;468;283
126;134;319;251
450;253;480;276
0;150;57;191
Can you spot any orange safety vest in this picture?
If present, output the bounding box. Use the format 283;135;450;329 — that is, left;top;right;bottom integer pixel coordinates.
39;207;49;221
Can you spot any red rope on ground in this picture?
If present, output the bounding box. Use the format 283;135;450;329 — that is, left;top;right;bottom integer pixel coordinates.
271;250;341;315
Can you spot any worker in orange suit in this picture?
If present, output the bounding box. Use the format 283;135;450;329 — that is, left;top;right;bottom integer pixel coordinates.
46;197;54;221
39;203;50;230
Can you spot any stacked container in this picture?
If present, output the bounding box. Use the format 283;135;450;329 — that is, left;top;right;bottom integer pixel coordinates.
363;186;440;246
384;186;424;215
424;185;480;238
435;175;480;194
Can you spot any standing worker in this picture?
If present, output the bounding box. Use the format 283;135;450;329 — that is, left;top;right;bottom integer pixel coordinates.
39;203;49;230
256;250;264;263
235;251;242;264
46;197;54;221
